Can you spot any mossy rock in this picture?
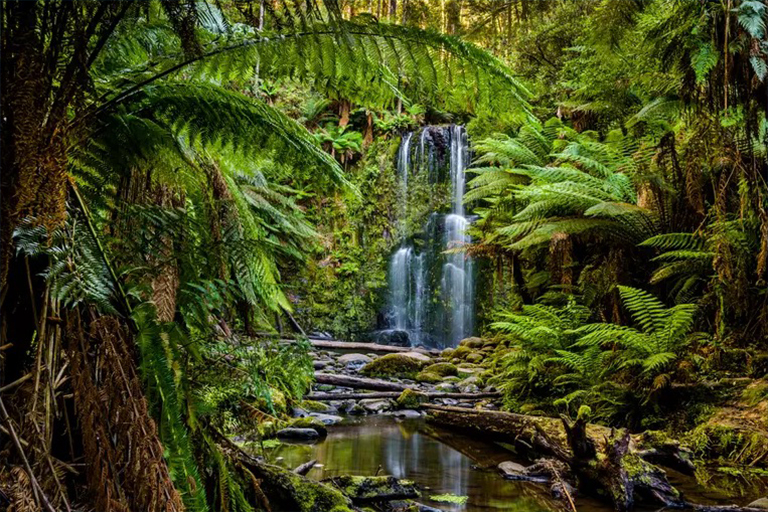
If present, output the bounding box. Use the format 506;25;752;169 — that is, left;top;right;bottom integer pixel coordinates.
301;400;331;413
397;389;428;409
460;337;484;349
325;475;420;502
424;362;458;377
255;462;354;512
360;353;428;378
256;387;287;414
441;348;455;359
465;352;484;364
289;416;328;437
452;346;472;359
415;371;443;383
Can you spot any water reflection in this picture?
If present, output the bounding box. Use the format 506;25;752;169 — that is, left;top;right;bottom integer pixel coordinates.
266;416;606;512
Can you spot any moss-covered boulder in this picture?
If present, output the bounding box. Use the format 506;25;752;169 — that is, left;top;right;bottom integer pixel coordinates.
252;462;354;512
289;416;328;437
325;475;420;503
460;337;484;348
360;353;428;378
465;352;484;364
441;348;455;359
397;389;428;409
424;362;458;377
415;371;442;383
452;345;472;359
301;400;331;413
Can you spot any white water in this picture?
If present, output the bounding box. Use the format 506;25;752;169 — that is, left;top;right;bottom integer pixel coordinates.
385;126;474;347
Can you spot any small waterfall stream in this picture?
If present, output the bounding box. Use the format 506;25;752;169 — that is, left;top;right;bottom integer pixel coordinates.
384;126;475;348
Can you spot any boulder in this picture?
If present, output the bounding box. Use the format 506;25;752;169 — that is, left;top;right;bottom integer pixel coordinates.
748;498;768;510
337;353;373;370
460;337;485;348
309;413;344;426
276;428;321;441
359;398;394;413
389;409;422;419
415;371;442;383
325;475;420;502
397;389;428;409
370;329;411;347
465;352;484;364
457;376;481;394
289;416;329;437
314;360;332;370
347;403;366;415
423;362;458;377
360;353;428;378
498;461;528;479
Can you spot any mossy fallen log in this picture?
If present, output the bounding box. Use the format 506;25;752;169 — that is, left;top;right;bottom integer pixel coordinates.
305;391;500;401
423;404;760;512
314;373;410;391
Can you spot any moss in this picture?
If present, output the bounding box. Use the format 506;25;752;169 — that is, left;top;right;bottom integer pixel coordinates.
281;468;354;512
360;353;427;378
465;352;484;364
460;337;484;348
441;348;455;359
741;380;768;406
327;475;420;502
301;400;331;412
397;389;428;408
289;417;328;437
424;362;458;377
415;371;443;383
686;423;768;465
452;346;472;359
429;494;468;505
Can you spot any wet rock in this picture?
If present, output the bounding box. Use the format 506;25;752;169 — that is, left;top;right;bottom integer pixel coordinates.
390;409;422;419
498;461;528;479
309;413;344;425
434;382;459;393
313;360;332;370
277;428;321;441
370;329;411;346
315;384;336;392
415;504;444;512
338;353;373;368
438;398;459;406
325;475;420;502
441;348;455;359
291;407;309;418
401;351;432;363
457;376;481;394
300;400;332;413
748;498;768;509
359;398;394;413
347;403;366;415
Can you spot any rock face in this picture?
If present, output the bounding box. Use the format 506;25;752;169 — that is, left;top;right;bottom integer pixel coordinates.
277;428;321;441
325;475;420;502
360;353;429;378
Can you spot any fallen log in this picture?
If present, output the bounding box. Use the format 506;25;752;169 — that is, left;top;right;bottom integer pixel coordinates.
422;405;701;512
284;338;429;353
314;373;409;391
306;391;501;401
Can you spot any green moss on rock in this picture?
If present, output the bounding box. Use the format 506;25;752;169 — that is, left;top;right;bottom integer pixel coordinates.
289;417;328;437
325;475;420;502
424;362;458;377
397;389;429;409
360;353;427;378
415;371;443;383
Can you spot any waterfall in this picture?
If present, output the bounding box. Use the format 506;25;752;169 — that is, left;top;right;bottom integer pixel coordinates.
382;125;475;348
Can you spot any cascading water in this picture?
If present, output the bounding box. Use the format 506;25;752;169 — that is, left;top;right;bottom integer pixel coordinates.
382;125;475;348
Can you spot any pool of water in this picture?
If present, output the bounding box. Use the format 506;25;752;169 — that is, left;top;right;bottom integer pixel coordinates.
265;416;613;512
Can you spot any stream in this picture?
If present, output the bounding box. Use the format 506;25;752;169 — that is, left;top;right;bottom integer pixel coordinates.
262;415;764;512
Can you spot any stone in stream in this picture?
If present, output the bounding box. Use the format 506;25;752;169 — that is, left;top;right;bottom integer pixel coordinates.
433;382;459;393
498;461;528;479
308;413;344;425
289;417;329;436
359;398;394;413
749;498;768;509
291;407;309;418
388;409;422;419
397;389;428;409
313;360;332;370
360;353;429;378
347;403;366;415
276;428;321;441
457;376;481;394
